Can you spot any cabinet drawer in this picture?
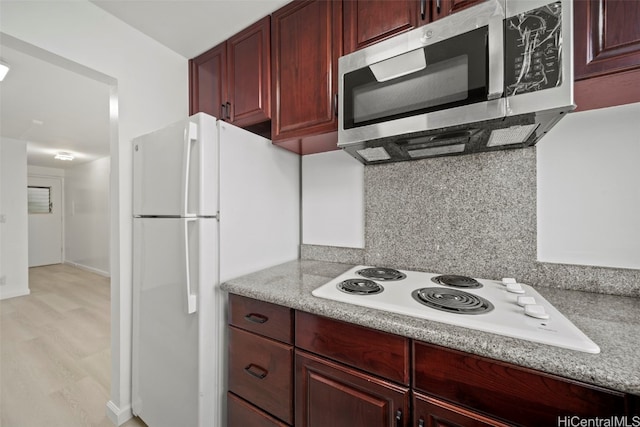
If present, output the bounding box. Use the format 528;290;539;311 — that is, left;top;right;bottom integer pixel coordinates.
228;326;293;424
413;342;630;426
413;391;510;427
227;392;289;427
229;294;293;343
295;311;410;385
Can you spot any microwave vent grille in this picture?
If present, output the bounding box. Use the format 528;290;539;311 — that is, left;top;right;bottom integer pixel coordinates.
487;124;539;147
357;147;391;162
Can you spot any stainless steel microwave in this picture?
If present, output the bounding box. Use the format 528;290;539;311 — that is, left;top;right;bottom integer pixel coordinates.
338;0;574;164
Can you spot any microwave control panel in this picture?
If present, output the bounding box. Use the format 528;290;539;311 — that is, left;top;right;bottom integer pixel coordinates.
505;2;563;96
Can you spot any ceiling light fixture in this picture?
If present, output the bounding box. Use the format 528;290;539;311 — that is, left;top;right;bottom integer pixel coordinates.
0;60;9;81
54;152;74;161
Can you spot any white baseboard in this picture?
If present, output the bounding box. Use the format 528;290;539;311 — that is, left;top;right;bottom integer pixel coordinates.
0;288;31;300
106;400;132;426
64;261;110;278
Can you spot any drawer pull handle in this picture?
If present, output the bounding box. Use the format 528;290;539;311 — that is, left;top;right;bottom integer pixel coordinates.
418;418;425;427
395;409;402;427
244;364;268;379
244;313;268;324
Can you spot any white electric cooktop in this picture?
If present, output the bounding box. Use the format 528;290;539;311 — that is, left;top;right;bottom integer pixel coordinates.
312;265;600;354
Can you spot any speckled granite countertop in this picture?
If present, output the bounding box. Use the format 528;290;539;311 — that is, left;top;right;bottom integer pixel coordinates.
221;259;640;396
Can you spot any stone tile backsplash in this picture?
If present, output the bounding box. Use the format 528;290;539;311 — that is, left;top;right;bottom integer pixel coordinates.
303;147;639;297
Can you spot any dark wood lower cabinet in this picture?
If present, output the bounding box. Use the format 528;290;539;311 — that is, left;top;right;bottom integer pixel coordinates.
228;326;293;424
413;342;631;426
227;297;637;427
227;392;289;427
413;392;510;427
295;350;410;427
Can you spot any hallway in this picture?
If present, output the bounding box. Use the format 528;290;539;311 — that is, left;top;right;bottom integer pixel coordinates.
0;264;145;427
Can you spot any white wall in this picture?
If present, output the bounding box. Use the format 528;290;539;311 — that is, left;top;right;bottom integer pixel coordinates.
302;150;365;248
0;138;29;300
1;2;188;424
28;165;65;178
537;102;640;270
65;157;110;276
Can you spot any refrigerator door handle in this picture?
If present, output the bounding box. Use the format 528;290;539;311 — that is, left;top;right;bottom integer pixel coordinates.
184;218;198;314
182;122;198;217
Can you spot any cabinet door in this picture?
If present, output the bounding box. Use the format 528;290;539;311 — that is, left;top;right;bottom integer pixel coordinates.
574;0;640;80
227;16;271;127
189;42;227;119
413;392;510;427
573;0;640;111
343;0;424;54
295;350;410;427
430;0;484;22
271;0;342;145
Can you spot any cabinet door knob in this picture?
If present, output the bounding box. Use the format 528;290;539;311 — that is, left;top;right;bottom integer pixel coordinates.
395;409;402;427
436;0;441;14
244;313;269;324
244;363;268;379
420;0;426;20
418;418;425;427
221;103;226;120
225;102;231;120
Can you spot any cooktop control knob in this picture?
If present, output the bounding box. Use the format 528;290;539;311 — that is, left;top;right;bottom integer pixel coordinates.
524;304;550;319
517;296;536;306
506;283;525;294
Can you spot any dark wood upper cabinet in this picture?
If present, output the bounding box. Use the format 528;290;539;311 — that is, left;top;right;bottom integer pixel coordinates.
573;0;640;111
189;17;271;135
271;0;342;153
227;16;271;128
574;0;640;80
189;42;226;119
343;0;427;54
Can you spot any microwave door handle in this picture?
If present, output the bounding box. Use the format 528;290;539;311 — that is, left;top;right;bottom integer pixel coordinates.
487;13;504;100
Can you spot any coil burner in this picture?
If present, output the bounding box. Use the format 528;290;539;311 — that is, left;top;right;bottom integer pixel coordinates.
337;278;384;295
431;274;482;289
356;267;406;281
412;287;494;314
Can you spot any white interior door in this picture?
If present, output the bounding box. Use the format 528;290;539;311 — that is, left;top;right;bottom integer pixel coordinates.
28;176;63;267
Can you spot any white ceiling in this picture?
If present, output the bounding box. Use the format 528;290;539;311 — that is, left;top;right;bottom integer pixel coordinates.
91;0;290;59
0;0;289;170
0;43;112;169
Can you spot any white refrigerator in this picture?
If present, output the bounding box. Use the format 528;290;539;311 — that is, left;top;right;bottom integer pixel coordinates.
132;113;299;427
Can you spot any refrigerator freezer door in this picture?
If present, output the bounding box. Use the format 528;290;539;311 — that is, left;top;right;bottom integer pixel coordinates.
133;113;218;217
132;217;219;427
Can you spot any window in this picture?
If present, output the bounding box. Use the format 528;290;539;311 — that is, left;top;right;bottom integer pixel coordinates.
28;186;52;214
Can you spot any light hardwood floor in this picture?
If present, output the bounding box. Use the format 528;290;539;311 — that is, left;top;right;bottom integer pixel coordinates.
1;264;147;427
